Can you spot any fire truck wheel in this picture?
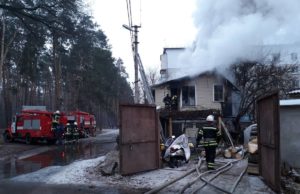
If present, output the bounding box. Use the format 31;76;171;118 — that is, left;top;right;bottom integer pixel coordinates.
25;134;32;145
3;131;12;143
47;139;56;145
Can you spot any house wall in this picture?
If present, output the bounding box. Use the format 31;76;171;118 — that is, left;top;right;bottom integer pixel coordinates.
280;106;300;169
154;74;224;111
193;74;222;110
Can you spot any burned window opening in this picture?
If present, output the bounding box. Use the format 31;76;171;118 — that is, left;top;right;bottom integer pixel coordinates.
214;85;224;102
182;86;195;106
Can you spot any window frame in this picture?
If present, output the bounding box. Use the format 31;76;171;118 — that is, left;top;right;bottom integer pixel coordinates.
213;84;224;102
181;85;196;107
291;52;298;61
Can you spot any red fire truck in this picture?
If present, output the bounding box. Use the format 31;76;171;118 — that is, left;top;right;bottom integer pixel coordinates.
3;109;67;144
67;111;96;137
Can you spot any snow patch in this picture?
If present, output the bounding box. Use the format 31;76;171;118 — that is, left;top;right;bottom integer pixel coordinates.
101;129;119;135
12;156;105;184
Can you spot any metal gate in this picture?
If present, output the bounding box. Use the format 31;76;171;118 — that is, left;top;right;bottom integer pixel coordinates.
257;92;280;192
120;104;160;175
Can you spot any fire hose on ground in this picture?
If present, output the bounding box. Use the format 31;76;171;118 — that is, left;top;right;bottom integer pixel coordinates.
182;160;234;194
193;159;246;194
144;158;203;194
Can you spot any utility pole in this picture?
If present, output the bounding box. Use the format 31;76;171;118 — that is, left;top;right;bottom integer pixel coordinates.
132;25;141;104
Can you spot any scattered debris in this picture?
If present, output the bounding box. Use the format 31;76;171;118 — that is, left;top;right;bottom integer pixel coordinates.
96;150;119;176
224;146;244;159
248;137;258;154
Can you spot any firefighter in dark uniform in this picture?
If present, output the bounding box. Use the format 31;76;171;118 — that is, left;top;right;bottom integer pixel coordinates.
163;94;171;110
52;110;63;144
197;115;221;170
52;110;61;130
171;95;178;111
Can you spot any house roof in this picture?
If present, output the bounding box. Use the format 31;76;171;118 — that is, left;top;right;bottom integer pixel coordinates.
288;89;300;95
152;70;238;91
280;99;300;106
151;71;207;88
163;47;185;54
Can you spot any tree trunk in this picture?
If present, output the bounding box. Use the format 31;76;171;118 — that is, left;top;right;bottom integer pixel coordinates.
53;33;62;111
0;16;5;89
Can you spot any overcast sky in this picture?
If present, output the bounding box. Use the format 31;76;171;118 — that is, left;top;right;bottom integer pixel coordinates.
86;0;197;83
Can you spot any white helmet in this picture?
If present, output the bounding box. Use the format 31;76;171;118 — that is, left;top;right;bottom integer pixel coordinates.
206;115;214;122
55;110;60;114
74;122;77;125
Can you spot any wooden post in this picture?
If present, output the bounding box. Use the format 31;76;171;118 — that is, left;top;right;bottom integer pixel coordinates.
218;116;222;131
168;116;172;137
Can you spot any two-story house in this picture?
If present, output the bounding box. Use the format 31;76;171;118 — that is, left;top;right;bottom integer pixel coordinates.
152;48;240;138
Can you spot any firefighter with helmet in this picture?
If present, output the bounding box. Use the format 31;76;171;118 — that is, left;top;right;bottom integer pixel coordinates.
52;110;63;145
52;110;61;130
64;123;72;142
72;122;79;142
163;94;171;110
197;115;221;170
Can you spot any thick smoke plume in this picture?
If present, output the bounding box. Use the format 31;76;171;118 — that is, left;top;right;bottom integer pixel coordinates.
179;0;300;76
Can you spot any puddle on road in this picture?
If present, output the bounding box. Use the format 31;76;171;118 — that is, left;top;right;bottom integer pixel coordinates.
0;141;116;179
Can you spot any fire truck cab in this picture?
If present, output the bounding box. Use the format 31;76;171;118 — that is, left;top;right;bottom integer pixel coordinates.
3;109;66;144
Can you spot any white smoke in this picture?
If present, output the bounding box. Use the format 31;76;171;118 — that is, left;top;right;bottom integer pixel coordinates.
178;0;300;76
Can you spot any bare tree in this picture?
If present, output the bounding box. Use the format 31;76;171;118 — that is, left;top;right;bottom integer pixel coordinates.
231;60;297;131
146;67;160;85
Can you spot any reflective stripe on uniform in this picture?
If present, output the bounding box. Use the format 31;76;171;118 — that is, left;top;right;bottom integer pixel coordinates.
202;127;217;130
209;143;218;146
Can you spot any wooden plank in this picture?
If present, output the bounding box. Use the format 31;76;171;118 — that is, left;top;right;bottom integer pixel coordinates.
247;163;259;175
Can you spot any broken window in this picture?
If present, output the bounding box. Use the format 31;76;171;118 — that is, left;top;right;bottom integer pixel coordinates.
151;90;155;102
272;53;280;63
291;52;298;61
182;86;195;106
214;85;224;102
